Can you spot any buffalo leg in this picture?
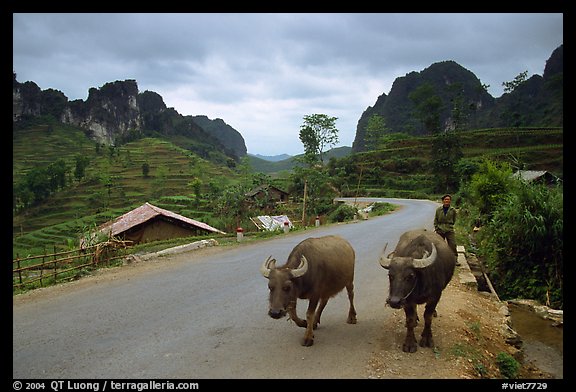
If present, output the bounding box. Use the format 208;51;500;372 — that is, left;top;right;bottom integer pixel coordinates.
313;297;329;329
346;282;357;324
420;301;438;348
402;303;418;353
288;303;307;328
302;298;320;346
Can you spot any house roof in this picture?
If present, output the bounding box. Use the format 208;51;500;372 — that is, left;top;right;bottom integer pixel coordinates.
512;170;559;183
98;202;226;236
245;184;289;197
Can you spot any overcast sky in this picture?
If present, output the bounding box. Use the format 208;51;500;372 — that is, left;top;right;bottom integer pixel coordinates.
13;13;563;156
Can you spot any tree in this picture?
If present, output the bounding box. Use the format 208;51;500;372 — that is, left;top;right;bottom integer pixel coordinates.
74;154;90;182
409;83;443;134
502;70;528;94
142;162;150;177
364;114;389;150
299;114;339;165
188;178;203;206
430;131;463;193
46;159;68;192
429;83;465;193
447;82;468;131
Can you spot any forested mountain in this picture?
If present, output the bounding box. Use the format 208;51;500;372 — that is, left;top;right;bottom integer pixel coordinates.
351;44;563;153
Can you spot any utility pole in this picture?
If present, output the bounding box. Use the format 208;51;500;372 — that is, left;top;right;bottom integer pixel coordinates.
301;179;307;226
354;164;364;209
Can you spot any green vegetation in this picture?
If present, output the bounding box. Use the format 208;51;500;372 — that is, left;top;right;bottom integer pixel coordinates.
457;158;564;309
13;118;563;310
457;159;563;308
496;352;521;379
298;113;340;165
13;123;240;258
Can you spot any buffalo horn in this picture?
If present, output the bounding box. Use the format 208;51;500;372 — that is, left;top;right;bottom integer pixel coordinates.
412;243;437;269
379;243;391;269
260;256;276;278
291;255;309;278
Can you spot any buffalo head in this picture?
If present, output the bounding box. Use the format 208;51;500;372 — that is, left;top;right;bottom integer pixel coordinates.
260;255;308;319
379;243;437;308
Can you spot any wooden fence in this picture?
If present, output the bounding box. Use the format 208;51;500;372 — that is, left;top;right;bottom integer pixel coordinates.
13;239;133;290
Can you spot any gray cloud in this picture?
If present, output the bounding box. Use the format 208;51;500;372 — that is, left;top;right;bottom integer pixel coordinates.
13;13;563;155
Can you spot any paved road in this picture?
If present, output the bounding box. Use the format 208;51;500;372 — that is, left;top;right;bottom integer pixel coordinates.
13;198;439;379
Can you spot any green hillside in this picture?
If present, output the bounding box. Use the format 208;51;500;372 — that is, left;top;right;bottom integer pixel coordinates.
13;123;562;259
13;123;239;257
332;127;563;199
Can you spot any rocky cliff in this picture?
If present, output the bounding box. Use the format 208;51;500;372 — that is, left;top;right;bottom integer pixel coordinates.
12;76;248;161
351;44;563;153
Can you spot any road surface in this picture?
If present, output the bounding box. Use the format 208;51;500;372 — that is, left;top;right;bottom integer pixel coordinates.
13;198;439;379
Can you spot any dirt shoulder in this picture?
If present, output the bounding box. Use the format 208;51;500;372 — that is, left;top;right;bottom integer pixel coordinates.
365;262;555;379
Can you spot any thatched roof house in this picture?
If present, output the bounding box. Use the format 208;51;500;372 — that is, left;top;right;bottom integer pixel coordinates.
91;202;225;245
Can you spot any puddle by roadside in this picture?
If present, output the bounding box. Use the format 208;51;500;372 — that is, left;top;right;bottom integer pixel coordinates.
508;301;563;379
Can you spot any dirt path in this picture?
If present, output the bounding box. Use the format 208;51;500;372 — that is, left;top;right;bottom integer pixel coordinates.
365;263;558;379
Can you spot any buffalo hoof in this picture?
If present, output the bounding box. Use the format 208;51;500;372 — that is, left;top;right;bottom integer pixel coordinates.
293;319;307;328
419;335;434;348
403;334;418;353
347;314;357;324
302;337;314;347
402;342;418;353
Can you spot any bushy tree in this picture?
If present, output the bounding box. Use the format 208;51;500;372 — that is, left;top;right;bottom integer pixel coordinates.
74;154;90;182
409;82;442;134
364;114;388;150
430;131;463;193
467;159;514;222
299;114;339;165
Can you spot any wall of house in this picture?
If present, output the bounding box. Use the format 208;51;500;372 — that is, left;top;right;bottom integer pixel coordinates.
122;218;201;244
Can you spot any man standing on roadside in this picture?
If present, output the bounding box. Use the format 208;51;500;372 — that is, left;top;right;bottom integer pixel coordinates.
434;194;458;258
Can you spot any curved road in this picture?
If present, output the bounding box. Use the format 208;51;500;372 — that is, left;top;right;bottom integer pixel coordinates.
13;198;439;379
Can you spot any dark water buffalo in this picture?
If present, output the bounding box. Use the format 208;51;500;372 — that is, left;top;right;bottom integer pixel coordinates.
379;229;456;353
260;235;357;346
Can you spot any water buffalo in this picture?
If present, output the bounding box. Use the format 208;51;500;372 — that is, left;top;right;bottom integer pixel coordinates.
379;229;456;353
260;235;357;346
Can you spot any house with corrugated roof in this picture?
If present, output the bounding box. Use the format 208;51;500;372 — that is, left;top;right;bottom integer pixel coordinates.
85;202;226;246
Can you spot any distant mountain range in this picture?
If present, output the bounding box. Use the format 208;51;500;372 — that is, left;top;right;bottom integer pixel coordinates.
249;153;292;162
13;44;562;163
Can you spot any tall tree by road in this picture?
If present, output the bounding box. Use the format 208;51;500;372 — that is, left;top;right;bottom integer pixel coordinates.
298;114;339;165
409;82;442;135
364;114;389;151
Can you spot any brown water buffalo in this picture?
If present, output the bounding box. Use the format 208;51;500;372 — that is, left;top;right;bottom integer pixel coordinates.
260;235;357;346
379;229;456;353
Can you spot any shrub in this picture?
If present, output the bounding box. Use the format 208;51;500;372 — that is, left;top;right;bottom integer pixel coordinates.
329;204;357;222
496;352;520;379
